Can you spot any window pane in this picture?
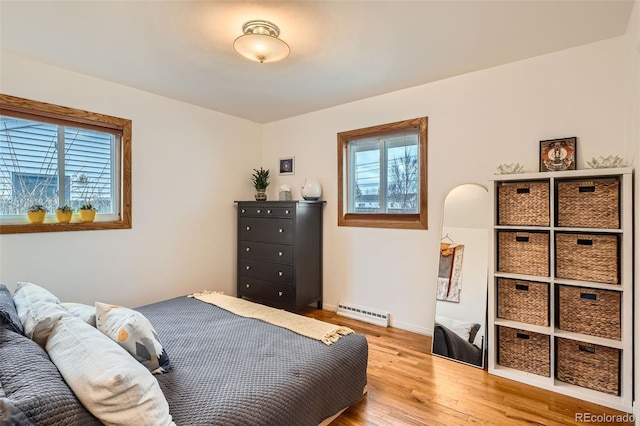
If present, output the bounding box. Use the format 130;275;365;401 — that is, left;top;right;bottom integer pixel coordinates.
386;136;418;214
65;127;114;214
351;141;380;213
0;117;59;214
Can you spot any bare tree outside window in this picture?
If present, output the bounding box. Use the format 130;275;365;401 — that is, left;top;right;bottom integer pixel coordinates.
388;146;418;213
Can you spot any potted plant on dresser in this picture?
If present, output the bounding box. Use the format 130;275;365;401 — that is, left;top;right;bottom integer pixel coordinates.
79;203;97;223
251;167;270;201
26;204;47;223
55;205;73;223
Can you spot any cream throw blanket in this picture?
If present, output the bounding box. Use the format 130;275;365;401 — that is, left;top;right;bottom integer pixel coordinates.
188;291;354;345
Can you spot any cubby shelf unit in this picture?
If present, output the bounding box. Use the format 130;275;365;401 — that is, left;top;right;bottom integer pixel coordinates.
488;167;633;413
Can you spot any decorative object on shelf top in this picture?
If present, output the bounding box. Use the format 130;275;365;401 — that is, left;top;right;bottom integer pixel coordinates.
26;204;47;224
251;167;270;201
55;204;73;224
279;185;292;201
233;20;290;64
301;178;322;201
539;137;577;172
79;203;97;223
494;163;525;175
586;155;626;169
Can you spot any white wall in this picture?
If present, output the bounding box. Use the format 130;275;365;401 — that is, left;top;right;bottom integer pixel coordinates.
0;52;262;307
262;37;628;334
625;1;640;422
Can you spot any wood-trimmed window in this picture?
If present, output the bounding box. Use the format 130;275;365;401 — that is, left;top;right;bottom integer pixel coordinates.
338;117;427;229
0;94;132;234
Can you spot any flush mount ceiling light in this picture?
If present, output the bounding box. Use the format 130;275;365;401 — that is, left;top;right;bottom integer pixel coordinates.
233;20;290;64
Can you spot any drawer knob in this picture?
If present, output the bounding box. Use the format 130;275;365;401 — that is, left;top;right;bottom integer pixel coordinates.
278;251;283;256
245;266;251;270
278;271;283;277
246;226;251;231
246;283;250;288
278;228;283;233
285;210;290;214
267;209;272;214
246;247;251;252
278;291;283;297
257;209;262;214
241;209;246;213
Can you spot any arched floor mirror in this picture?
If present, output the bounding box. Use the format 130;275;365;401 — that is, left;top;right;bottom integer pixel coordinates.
432;184;490;368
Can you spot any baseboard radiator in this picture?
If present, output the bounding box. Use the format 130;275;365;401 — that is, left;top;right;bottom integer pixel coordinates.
336;301;390;327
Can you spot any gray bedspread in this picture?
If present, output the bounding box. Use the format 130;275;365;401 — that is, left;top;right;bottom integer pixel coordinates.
136;296;368;426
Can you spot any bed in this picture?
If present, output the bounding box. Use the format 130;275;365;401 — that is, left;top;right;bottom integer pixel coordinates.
432;323;483;367
0;283;369;425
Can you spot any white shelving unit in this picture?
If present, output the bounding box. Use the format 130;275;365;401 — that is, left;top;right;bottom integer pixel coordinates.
488;167;633;413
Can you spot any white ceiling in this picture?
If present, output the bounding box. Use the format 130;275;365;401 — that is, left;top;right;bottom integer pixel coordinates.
0;1;634;123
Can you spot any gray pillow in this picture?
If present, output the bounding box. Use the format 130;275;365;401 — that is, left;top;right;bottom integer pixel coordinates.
0;327;101;425
468;323;481;344
0;285;23;335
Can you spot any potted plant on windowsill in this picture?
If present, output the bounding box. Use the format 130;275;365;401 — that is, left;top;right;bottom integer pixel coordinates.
26;204;47;224
251;167;270;201
79;203;97;223
55;205;73;223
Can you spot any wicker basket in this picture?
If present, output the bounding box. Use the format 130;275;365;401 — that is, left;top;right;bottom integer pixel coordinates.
498;181;550;226
497;278;549;326
556;337;620;395
555;233;619;284
556;179;620;229
498;326;550;377
557;285;621;340
497;231;549;277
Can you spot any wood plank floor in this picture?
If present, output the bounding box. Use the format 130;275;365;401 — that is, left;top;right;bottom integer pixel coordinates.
299;308;634;426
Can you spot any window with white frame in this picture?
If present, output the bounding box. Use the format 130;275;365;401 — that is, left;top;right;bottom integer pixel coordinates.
0;94;131;234
338;117;427;229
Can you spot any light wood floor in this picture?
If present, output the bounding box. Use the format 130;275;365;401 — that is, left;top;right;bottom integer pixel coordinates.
300;308;634;426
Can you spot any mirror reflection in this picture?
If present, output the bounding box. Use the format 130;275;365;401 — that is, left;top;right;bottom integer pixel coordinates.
432;184;490;368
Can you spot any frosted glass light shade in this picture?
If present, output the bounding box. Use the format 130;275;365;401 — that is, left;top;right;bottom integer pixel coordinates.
301;178;322;200
233;20;290;64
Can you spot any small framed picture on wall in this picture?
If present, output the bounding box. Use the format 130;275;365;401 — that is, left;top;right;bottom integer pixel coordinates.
279;157;295;175
539;137;577;172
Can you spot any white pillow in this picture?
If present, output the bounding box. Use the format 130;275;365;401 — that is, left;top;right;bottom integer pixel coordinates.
96;302;170;374
46;315;174;426
12;282;67;346
62;302;96;327
435;315;479;343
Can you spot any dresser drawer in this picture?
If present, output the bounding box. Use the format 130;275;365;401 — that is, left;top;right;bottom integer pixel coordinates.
239;241;293;264
238;277;294;304
239;259;293;284
239;205;294;218
240;217;293;244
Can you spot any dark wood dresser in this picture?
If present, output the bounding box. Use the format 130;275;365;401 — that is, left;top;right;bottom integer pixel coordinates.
236;201;324;310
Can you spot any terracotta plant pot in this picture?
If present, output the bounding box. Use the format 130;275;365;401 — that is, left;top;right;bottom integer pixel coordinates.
27;210;46;224
79;209;96;223
56;210;73;223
